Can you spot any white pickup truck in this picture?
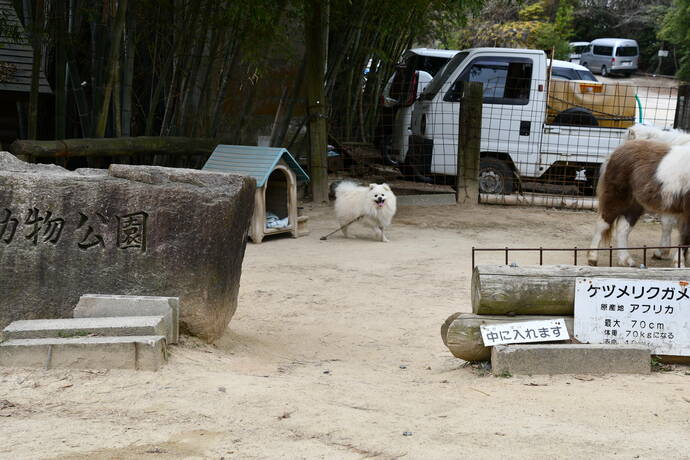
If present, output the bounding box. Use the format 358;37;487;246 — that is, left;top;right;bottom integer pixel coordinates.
407;47;634;194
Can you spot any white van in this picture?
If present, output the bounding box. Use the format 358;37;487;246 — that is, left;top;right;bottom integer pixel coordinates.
580;38;639;77
568;42;590;64
407;48;633;194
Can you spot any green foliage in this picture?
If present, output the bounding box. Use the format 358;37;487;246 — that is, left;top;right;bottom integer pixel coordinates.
660;0;690;79
447;0;574;58
532;1;574;59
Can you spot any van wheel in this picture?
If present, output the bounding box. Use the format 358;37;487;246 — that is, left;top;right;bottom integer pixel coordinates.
479;158;514;195
601;66;608;77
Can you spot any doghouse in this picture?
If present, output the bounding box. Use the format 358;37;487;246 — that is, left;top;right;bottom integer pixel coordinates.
203;145;310;243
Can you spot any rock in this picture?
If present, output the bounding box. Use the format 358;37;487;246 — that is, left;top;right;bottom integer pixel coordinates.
0;152;255;342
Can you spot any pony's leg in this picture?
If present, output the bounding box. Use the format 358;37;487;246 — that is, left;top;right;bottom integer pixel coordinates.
341;222;352;238
588;216;611;266
614;217;636;266
673;219;688;267
614;207;644;267
653;215;676;259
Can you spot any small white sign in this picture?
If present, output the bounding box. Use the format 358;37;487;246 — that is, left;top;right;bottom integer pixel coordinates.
574;278;690;356
659;50;669;57
480;319;569;346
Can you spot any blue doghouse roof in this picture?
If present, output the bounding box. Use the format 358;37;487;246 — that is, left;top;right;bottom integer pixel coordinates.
203;145;310;188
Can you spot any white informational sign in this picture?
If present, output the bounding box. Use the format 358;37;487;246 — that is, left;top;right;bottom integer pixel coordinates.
574;278;690;356
658;49;669;57
480;319;569;346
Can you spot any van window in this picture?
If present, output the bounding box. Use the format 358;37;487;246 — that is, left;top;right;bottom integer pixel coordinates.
616;46;638;57
444;57;532;105
593;46;613;56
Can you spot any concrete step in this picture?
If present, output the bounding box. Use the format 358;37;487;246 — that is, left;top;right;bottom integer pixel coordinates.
2;316;169;342
0;336;167;371
74;295;179;343
491;344;651;376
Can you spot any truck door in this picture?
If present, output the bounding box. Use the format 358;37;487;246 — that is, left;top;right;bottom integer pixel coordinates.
440;55;545;177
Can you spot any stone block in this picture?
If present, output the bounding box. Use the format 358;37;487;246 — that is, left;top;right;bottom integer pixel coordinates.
0;336;166;371
491;344;651;375
74;295;179;344
2;316;168;342
0;153;255;341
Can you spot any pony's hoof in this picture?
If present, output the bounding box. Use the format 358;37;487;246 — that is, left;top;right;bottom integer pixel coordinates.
619;257;636;267
587;258;598;267
652;250;671;260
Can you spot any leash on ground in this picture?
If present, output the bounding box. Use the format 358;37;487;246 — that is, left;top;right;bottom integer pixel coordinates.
320;216;363;241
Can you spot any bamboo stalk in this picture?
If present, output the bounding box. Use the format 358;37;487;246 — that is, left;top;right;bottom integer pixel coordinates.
94;0;129;137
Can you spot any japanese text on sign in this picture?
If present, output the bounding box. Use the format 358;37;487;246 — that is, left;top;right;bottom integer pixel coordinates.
480;319;569;346
1;207;149;252
574;278;690;356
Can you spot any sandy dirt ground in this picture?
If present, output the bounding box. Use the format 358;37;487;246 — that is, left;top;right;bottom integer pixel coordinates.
2;203;690;460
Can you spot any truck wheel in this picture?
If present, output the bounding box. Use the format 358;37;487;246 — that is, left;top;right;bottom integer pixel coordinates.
601;66;608;77
479;158;514;195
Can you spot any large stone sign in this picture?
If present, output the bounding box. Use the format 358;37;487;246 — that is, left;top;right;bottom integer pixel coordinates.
0;152;255;342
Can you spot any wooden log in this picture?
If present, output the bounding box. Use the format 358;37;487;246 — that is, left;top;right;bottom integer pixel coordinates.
442;313;575;362
473;265;690;316
443;312;690;364
9;137;218;159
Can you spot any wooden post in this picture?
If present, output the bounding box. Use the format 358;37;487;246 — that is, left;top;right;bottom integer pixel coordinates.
674;84;690;130
456;81;483;205
304;0;329;204
472;264;690;316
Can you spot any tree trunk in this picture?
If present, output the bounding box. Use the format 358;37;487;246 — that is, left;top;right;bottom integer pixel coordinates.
28;0;44;140
94;0;129;138
304;0;329;203
54;0;67;139
472;265;690;316
121;9;135;136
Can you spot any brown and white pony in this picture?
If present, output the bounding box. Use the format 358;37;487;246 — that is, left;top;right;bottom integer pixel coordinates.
625;125;690;260
588;138;690;267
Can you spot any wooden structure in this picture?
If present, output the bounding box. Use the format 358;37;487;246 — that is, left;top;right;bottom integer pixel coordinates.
0;0;51;147
441;264;690;364
203;145;309;243
472;264;690;316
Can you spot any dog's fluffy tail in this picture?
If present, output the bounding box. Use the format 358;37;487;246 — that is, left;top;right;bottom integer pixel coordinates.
334;180;360;197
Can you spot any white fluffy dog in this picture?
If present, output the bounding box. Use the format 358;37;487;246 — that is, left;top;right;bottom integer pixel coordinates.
334;181;397;242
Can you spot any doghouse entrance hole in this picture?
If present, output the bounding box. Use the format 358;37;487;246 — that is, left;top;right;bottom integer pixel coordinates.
265;169;290;223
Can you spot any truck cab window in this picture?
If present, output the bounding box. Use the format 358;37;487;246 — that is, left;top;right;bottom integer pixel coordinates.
444;57;532;105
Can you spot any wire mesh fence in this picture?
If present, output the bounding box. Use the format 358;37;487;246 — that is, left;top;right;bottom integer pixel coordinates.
326;50;684;208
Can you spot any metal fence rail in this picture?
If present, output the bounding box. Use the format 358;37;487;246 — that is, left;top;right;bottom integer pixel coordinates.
471;245;690;269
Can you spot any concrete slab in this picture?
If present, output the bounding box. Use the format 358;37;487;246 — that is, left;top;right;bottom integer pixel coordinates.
0;336;166;371
74;295;178;343
491;344;651;375
2;316;169;343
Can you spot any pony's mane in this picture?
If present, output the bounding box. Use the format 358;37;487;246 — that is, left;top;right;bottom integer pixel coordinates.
626;124;690;145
